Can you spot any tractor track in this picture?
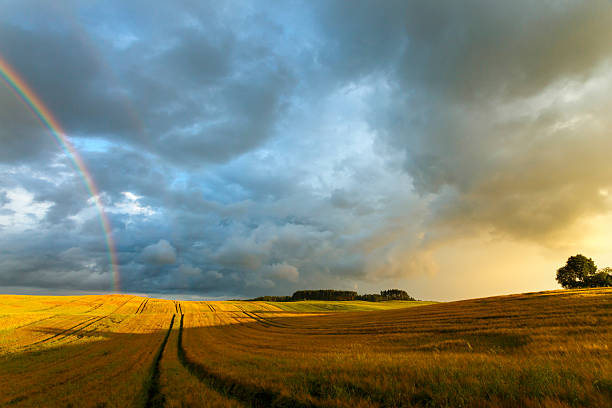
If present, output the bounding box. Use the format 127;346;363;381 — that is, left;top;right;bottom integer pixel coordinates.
32;298;81;312
136;299;150;314
240;310;272;328
250;312;290;329
233;305;284;328
173;301;183;315
143;314;175;408
9;314;59;331
25;296;136;348
176;314;318;408
27;316;101;347
135;299;147;314
83;301;106;314
140;299;149;314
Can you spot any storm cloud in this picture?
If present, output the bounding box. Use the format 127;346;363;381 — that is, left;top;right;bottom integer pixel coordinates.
1;1;612;300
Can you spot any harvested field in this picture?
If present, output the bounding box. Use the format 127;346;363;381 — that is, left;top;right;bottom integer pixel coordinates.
0;288;610;407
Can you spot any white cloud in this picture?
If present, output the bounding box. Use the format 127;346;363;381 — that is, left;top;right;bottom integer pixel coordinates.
0;188;52;232
113;192;155;217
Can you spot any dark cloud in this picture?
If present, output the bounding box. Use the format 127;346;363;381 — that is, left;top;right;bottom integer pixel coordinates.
1;1;612;299
141;240;177;265
311;0;612;242
0;86;58;163
0;21;136;139
0;1;295;167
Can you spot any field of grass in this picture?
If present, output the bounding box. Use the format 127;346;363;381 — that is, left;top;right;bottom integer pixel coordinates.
0;289;611;407
269;300;437;313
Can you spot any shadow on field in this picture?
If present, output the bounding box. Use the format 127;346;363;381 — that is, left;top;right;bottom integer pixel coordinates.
176;314;319;408
2;288;612;408
2;315;326;408
1;321;173;408
3;311;529;408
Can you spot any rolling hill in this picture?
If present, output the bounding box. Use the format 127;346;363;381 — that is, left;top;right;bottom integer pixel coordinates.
0;288;610;407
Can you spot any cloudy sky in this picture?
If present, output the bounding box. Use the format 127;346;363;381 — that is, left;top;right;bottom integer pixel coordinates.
1;1;612;300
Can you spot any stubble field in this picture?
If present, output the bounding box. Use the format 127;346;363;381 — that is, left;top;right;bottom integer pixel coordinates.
0;289;610;407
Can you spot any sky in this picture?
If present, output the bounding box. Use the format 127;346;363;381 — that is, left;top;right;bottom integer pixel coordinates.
1;1;612;301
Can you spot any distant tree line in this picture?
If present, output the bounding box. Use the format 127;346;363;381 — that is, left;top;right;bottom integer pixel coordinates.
556;254;612;289
292;290;359;301
250;289;416;302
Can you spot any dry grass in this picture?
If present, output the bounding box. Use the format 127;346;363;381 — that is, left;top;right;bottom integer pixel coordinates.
181;288;612;407
158;309;241;408
0;289;610;407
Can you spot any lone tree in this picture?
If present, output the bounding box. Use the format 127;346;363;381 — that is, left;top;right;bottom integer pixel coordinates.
556;254;597;289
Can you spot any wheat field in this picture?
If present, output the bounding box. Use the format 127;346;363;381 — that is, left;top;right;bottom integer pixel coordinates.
0;289;610;407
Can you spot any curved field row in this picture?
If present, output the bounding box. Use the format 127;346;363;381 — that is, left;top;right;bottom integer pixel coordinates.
0;296;137;353
0;295;326;407
1;290;611;407
0;295;181;407
158;314;243;408
179;288;612;407
0;313;173;407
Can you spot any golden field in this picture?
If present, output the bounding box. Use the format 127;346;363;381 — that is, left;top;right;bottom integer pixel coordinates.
0;289;610;407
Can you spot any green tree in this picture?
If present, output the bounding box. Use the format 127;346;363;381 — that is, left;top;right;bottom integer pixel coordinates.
380;289;415;301
585;267;612;288
556;254;597;289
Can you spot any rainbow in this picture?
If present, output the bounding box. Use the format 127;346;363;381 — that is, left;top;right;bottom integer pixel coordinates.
0;55;120;292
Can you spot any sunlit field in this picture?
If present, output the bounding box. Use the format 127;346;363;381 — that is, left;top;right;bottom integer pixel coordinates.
1;289;611;407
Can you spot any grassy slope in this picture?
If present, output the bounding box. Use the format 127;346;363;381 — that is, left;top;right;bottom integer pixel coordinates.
181;288;612;408
267;300;437;312
158;317;241;408
1;289;611;407
0;295;426;407
0;295;174;407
